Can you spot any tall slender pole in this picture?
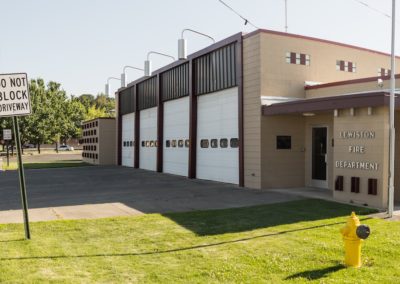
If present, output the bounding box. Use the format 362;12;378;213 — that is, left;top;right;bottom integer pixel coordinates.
285;0;288;32
388;0;396;217
13;116;30;239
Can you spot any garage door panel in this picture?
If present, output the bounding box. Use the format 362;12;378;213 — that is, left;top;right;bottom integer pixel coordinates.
140;107;157;171
163;97;189;176
197;87;239;184
121;113;135;167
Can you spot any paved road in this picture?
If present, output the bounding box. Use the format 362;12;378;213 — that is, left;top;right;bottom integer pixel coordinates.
0;166;303;214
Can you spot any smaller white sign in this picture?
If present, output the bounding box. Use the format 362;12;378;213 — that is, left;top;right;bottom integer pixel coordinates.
3;129;12;140
0;73;31;117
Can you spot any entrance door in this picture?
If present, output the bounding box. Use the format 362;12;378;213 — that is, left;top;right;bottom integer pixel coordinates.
312;127;328;188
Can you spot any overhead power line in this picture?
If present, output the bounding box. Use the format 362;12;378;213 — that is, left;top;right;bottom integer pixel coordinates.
352;0;391;19
217;0;260;29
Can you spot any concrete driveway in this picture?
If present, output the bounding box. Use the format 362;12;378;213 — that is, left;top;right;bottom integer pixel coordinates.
0;166;303;223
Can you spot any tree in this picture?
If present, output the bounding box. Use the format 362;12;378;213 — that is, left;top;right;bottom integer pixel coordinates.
95;93;115;115
24;79;54;153
76;94;95;109
85;105;109;120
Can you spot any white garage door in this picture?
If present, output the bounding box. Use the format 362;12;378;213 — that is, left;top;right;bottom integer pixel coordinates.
197;87;239;184
121;113;135;167
163;97;189;176
139;107;158;171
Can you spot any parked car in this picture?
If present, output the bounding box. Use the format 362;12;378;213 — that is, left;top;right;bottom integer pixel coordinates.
58;145;74;151
22;143;35;149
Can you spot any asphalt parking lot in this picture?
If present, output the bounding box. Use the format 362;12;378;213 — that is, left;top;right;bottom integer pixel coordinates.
0;166;303;214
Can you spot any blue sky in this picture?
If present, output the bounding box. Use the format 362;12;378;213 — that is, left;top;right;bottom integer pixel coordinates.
0;0;397;96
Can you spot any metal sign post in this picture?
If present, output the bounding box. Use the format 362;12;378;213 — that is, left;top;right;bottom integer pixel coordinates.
0;73;32;239
13;116;30;239
3;129;12;167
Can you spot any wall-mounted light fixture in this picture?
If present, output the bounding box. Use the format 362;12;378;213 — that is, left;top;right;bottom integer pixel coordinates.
105;77;121;96
178;29;215;60
121;66;144;88
144;51;175;77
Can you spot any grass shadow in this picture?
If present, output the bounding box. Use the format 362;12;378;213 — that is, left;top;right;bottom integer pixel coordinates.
0;239;25;243
285;263;345;280
162;199;376;236
0;220;360;261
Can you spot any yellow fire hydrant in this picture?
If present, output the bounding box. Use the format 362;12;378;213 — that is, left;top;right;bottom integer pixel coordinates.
340;212;370;268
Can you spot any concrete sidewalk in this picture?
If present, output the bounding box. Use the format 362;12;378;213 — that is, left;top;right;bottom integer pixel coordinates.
0;166;305;224
1;166;397;224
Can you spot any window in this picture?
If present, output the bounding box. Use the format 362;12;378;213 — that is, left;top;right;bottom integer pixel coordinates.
230;138;239;148
336;60;356;73
96;138;98;143
286;52;310;66
378;68;390;77
178;140;184;148
368;178;378;195
210;139;218;148
129;141;133;147
220;138;228;148
146;141;150;147
335;176;344;191
123;141;126;147
276;136;291;149
96;121;98;127
171;140;177;147
150;141;154;147
141;141;145;147
166;140;170;147
185;139;190;148
351;177;360;193
200;139;209;148
155;141;158;147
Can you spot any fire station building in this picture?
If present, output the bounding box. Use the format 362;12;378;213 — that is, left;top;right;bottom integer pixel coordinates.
116;29;400;209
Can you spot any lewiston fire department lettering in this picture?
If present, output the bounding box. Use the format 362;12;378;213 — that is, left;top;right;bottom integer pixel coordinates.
335;160;378;171
335;129;379;171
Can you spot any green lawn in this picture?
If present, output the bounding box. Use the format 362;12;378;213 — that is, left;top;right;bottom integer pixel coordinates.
0;199;398;283
2;160;90;171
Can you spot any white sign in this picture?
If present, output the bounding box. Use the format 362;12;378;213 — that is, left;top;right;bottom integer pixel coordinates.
3;129;12;140
0;73;31;117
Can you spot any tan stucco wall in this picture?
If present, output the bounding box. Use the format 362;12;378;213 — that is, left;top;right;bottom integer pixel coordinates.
394;111;400;202
243;33;262;188
261;115;305;188
115;93;120;165
258;33;400;100
99;119;117;165
242;30;398;191
304;114;334;189
82;118;116;166
306;78;400;99
333;107;389;209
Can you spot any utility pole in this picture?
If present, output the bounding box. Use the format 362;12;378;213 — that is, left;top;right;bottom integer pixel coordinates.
285;0;288;32
388;0;396;217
